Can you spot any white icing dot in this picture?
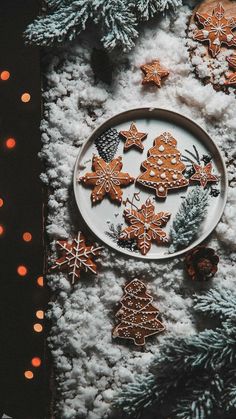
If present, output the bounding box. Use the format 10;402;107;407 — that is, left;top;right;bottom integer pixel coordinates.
158;145;164;152
150;170;155;177
172;174;178;180
160;173;166;179
227;34;233;42
158;186;164;192
171;158;177;164
157;159;163;165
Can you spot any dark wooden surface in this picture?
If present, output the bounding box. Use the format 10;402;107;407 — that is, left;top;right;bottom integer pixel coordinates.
0;1;49;417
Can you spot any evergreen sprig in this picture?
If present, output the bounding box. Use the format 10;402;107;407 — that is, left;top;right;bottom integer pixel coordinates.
169;186;209;253
24;0;182;50
115;287;236;418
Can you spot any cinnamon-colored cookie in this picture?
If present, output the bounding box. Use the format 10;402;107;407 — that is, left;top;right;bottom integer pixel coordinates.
140;60;169;87
119;122;147;151
78;155;134;204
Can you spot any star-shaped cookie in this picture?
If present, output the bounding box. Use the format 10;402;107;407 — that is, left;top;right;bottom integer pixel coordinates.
193;3;236;57
119;122;147;151
78;155;134;204
190;163;218;188
140;60;169;87
119;198;171;255
225;54;236;86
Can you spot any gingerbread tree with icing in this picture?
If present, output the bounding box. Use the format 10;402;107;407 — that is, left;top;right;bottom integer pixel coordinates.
113;279;165;346
137;132;189;198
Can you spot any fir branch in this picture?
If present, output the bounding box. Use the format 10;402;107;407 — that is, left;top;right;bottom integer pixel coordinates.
194;287;236;322
115;287;236;418
136;0;182;20
169;186;209;253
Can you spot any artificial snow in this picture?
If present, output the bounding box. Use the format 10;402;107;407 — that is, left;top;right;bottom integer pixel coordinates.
41;5;236;418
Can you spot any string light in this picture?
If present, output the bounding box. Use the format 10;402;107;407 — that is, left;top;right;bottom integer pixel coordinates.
0;70;10;81
0;198;4;207
5;137;16;149
31;357;41;367
23;232;32;242
24;370;34;380
33;323;43;333
21;92;31;103
17;265;28;276
36;310;44;319
37;276;44;287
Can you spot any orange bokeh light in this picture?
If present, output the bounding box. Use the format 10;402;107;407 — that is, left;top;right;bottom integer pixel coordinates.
21;92;31;103
36;310;44;319
24;370;34;380
37;276;44;287
31;357;41;368
0;198;4;208
33;323;43;333
0;70;10;81
23;232;32;242
0;225;4;236
17;265;28;276
5;137;16;149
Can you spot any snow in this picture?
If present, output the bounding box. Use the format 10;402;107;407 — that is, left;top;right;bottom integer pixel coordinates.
41;5;236;418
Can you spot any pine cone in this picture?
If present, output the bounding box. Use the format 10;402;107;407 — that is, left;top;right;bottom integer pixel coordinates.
185;246;219;281
95;128;120;162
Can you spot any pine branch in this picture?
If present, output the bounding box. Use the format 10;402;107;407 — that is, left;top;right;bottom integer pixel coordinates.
169;186;209;253
136;0;182;20
194;288;236;323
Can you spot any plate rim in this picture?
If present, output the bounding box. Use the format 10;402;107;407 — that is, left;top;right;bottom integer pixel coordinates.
73;107;228;260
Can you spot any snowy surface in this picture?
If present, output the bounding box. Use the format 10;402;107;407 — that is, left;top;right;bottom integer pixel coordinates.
41;6;236;418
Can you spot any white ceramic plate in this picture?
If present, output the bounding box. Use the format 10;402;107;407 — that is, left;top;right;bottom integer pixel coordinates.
73;108;228;259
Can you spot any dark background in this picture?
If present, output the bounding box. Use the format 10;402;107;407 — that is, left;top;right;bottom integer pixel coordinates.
0;1;49;417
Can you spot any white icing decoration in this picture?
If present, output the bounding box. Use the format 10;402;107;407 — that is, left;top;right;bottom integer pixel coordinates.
157;159;163;165
213;37;220;46
150;170;155;177
158;186;164;192
158;145;164;152
227;34;233;42
171;158;177;164
202;30;209;37
160;173;166;179
172;174;178;180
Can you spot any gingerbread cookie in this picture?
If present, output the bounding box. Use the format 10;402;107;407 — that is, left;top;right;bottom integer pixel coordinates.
119;122;147;151
225;54;236;85
190;162;219;187
119;198;170;255
193;3;236;57
113;278;165;346
78;155;134;204
137;132;189;198
51;231;102;284
140;60;169;87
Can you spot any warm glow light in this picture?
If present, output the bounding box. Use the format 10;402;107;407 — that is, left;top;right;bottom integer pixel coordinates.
21;92;31;103
0;225;4;236
17;265;27;276
24;370;34;380
5;137;16;149
31;357;41;368
37;276;44;287
23;232;32;242
36;310;44;319
0;198;4;208
33;323;43;333
0;70;10;81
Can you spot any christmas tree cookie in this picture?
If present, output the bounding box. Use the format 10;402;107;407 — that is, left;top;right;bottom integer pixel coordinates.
137;132;189;198
113;278;165;346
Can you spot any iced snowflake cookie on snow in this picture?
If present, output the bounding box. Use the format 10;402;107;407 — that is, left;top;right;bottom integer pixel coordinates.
51;231;102;284
140;60;169;87
113;278;165;346
119;198;171;255
78;155;134;204
119;122;147;152
137;132;189;198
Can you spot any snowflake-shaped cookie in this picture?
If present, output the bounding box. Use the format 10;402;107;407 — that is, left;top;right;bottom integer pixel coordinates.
78;155;134;204
193;3;236;57
225;54;236;85
51;231;102;284
140;60;169;87
119;198;171;255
